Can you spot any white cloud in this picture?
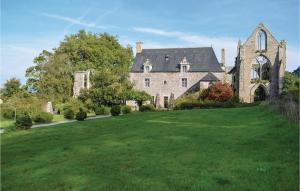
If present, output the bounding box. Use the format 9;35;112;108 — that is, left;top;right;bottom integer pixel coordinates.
133;27;299;71
43;13;107;29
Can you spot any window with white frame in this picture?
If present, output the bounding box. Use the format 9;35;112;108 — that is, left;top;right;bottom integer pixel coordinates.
181;78;187;87
145;78;150;87
182;65;187;72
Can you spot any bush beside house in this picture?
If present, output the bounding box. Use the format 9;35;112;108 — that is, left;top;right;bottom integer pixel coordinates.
111;105;121;116
122;105;132;114
139;104;156;112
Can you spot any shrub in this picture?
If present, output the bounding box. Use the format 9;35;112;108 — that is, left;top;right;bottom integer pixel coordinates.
15;113;32;129
199;88;209;100
33;112;53;123
94;105;110;115
0;104;15;119
174;99;241;110
207;82;233;102
139;104;155;112
63;108;75;119
63;98;85;114
75;108;87;121
111;105;121;116
122;105;132;114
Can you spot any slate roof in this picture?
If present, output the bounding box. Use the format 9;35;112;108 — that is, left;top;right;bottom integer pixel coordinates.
131;47;223;72
200;72;220;81
228;66;236;74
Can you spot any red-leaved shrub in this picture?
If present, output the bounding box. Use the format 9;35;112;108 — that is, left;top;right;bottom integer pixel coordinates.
207;82;233;102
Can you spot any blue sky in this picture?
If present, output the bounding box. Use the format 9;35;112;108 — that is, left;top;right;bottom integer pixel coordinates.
1;0;299;85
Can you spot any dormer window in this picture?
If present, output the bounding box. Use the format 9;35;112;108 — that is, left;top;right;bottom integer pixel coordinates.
180;57;190;72
165;54;169;61
145;66;150;72
143;58;152;73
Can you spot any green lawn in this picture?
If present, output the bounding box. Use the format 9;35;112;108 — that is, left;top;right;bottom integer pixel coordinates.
1;106;298;191
0;119;15;131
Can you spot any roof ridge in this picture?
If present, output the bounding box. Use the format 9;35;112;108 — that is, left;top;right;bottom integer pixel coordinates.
143;47;212;51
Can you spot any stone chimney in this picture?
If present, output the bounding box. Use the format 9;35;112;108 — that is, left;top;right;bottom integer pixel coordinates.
221;48;225;66
136;42;143;54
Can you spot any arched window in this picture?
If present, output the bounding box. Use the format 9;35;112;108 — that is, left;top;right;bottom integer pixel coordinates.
257;30;267;51
251;55;271;82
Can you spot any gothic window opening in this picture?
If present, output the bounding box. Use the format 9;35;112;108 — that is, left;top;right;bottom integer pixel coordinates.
182;66;187;72
262;62;271;81
257;30;267;51
251;55;271;82
251;64;259;81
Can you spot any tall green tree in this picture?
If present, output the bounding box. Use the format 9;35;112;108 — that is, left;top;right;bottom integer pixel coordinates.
282;71;299;94
0;78;22;99
26;30;133;103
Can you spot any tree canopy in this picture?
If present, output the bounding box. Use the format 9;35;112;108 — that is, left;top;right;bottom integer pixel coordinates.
26;30;133;103
0;78;22;100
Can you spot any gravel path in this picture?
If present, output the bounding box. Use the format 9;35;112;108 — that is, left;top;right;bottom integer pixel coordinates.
31;115;111;128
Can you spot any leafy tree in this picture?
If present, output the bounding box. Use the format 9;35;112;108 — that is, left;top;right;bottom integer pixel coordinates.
293;67;300;77
282;71;299;94
131;90;152;106
26;30;133;103
88;68;134;106
1;78;21;99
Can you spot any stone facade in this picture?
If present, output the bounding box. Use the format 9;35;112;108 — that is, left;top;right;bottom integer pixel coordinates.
130;72;224;107
230;22;286;102
73;70;90;97
129;41;227;108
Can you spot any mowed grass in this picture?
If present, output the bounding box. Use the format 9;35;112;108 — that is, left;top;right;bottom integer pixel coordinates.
1;106;299;191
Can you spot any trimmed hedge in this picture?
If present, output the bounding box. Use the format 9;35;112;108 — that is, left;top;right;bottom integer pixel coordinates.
63;108;75;119
122;105;132;114
94;105;110;115
111;105;121;116
15;113;32;129
139;104;155;112
33;112;53;123
174;99;259;110
75;108;87;121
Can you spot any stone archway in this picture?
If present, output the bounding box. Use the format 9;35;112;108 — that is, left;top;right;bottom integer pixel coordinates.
254;85;266;101
250;83;269;102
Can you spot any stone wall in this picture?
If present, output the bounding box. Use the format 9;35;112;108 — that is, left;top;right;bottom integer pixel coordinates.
73;71;90;97
130;72;224;107
235;23;286;102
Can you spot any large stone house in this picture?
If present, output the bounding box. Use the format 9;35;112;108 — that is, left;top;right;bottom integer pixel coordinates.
129;45;226;107
229;22;286;102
